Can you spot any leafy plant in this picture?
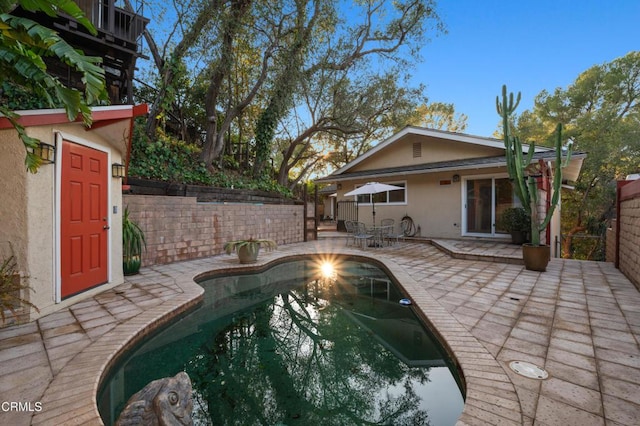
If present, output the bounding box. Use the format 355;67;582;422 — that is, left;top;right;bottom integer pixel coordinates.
499;207;530;233
0;0;108;172
1;253;39;324
123;207;146;274
128;125;213;185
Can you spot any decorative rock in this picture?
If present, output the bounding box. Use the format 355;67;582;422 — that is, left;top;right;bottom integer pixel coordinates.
116;371;193;426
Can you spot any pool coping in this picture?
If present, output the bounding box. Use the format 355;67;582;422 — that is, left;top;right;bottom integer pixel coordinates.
31;243;521;425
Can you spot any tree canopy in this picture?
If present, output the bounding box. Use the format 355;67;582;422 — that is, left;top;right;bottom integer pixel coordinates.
132;0;444;188
516;51;640;259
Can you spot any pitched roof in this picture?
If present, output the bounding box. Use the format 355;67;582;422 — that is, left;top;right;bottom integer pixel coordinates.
326;125;552;177
316;150;586;183
315;126;586;184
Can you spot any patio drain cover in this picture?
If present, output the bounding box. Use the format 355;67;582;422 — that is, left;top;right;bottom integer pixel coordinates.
509;361;548;379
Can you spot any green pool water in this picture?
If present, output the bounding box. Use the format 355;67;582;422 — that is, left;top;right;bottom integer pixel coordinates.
98;256;464;425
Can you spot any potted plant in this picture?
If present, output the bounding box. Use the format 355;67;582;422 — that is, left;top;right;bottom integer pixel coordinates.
499;207;530;244
1;251;39;325
224;238;277;264
497;85;573;271
123;206;146;275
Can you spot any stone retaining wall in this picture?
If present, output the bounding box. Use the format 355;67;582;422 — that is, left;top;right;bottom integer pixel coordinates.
123;195;304;266
618;180;640;289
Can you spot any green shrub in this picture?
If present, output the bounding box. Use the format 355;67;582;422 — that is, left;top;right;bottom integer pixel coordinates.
129;126;213;185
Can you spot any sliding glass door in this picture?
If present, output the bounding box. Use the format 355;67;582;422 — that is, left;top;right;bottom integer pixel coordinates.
464;176;514;236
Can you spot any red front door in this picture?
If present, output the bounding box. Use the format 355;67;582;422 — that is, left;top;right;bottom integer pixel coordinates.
61;141;109;298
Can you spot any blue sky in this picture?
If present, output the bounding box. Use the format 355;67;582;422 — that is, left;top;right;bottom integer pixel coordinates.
415;0;640;137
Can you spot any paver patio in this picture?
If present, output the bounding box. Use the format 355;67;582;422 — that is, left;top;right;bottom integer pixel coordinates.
1;238;639;425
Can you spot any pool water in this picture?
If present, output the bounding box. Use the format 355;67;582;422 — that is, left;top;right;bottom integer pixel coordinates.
98;257;464;425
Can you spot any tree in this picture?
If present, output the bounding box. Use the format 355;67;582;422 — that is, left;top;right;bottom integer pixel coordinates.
411;101;468;132
123;0;217;142
0;0;107;172
136;0;443;177
274;71;423;188
517;51;640;259
253;0;441;180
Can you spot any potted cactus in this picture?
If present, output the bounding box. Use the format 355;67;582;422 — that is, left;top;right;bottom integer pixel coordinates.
497;85;573;271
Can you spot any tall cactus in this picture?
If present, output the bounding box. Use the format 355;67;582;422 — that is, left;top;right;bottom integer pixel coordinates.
496;85;573;246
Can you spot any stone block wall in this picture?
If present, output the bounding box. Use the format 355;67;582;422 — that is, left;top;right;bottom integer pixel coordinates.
123;195;304;266
618;180;640;289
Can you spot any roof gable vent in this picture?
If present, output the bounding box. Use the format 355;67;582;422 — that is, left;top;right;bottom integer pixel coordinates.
413;142;422;158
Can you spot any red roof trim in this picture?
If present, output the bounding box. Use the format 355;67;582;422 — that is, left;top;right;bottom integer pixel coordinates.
0;105;148;129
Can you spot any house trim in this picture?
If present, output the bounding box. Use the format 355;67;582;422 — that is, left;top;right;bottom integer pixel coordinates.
0;105;148;129
318;151;586;183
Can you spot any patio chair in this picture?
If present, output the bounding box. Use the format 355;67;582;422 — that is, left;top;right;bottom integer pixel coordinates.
353;222;374;249
386;219;408;245
380;218;395;246
344;220;357;246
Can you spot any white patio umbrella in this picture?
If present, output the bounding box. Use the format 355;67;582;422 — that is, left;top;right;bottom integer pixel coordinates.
344;182;404;226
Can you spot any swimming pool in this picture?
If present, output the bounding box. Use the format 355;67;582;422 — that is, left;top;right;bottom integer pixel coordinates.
98;256;464;425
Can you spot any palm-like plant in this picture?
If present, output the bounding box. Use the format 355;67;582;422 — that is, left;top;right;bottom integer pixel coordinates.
123;207;146;275
0;0;108;172
1;252;39;324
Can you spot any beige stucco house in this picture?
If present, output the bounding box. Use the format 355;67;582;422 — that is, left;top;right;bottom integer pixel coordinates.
0;105;147;324
316;126;585;250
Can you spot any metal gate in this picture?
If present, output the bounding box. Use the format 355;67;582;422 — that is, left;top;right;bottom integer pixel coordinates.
336;201;358;232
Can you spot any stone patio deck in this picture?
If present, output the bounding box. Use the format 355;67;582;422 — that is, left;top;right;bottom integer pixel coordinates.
1;238;639;425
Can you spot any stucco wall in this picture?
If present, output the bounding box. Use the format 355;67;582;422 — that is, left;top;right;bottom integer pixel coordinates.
353;134;504;172
338;167;512;239
0;130;28;271
123;195;305;266
619;180;640;289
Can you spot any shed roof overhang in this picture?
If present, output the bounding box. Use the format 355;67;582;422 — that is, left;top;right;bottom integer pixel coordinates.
315;151;587;184
0;105;148;130
0;104;148;177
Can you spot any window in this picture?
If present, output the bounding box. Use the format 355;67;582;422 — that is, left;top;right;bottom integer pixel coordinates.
464;176;514;236
354;182;406;204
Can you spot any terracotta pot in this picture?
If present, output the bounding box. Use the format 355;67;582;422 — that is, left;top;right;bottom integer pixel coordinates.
237;244;260;264
522;244;550;272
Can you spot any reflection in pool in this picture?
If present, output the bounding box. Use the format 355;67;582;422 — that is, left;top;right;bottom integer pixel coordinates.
99;256;464;425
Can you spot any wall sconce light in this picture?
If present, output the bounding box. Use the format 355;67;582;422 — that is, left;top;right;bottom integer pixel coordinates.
34;142;55;164
452;174;460;183
112;163;126;178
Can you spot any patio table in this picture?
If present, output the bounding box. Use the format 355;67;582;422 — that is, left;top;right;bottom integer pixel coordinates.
366;225;393;247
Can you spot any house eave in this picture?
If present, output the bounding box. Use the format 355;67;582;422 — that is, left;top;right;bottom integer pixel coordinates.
0;105;149;129
315;152;587;184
